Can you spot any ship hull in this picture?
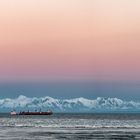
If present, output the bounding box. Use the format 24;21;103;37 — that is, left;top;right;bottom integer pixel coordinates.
19;112;53;115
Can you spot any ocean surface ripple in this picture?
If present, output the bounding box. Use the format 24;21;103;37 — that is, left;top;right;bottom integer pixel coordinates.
0;113;140;140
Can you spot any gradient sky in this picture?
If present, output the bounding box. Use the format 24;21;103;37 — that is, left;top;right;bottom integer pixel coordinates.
0;0;140;98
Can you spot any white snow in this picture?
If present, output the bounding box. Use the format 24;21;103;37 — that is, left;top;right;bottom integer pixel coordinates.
0;95;140;112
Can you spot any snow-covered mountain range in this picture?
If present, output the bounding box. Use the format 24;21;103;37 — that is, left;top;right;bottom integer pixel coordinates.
0;95;140;112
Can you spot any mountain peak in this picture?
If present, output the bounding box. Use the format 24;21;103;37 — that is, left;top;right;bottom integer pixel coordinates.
0;96;139;112
17;95;28;100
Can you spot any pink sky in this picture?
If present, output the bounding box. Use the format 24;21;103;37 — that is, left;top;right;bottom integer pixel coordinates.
0;0;140;82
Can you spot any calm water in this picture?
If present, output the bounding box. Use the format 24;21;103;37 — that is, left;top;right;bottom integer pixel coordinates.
0;113;140;139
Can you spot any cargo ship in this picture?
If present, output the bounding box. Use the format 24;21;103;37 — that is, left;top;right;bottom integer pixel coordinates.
11;110;53;116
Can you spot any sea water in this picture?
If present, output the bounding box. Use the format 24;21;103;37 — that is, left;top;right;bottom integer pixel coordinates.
0;113;140;139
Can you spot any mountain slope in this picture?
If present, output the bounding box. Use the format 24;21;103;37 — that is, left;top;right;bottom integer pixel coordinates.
0;95;140;112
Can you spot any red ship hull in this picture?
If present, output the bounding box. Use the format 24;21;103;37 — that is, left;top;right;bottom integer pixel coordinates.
19;111;53;115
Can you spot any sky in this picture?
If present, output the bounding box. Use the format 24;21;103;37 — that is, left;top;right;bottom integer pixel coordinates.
0;0;140;99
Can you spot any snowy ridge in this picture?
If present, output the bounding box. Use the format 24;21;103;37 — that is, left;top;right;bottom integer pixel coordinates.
0;95;140;112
